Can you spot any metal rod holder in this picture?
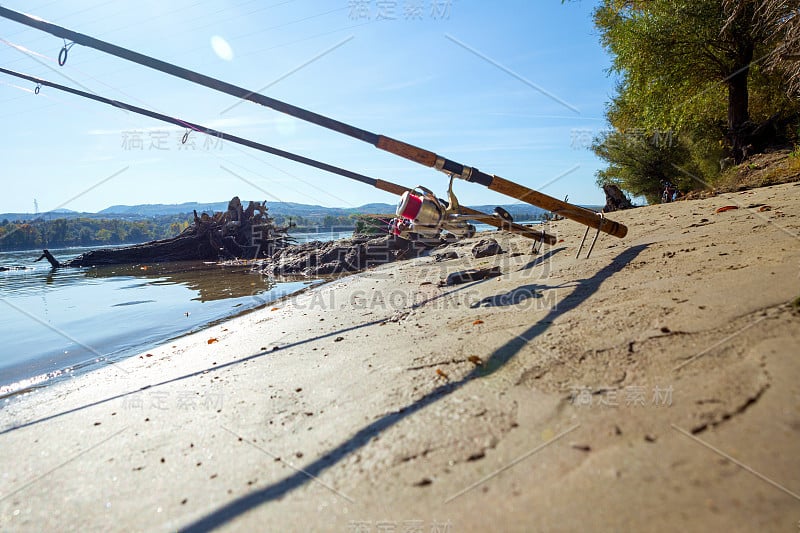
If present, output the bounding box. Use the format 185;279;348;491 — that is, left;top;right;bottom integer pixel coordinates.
575;213;604;259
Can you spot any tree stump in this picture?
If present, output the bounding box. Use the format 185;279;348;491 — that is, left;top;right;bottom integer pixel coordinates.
602;184;634;212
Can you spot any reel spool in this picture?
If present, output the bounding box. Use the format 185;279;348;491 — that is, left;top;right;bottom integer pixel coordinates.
396;188;443;230
390;180;475;240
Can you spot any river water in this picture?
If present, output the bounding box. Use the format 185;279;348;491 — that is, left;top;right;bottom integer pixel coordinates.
0;240;330;400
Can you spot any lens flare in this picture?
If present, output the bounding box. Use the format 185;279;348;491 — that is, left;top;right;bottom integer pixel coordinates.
210;36;234;61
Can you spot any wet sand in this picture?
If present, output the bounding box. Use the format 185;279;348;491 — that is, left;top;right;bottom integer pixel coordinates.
1;182;799;532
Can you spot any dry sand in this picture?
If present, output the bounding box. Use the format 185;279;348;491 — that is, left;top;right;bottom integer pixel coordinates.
1;182;799;532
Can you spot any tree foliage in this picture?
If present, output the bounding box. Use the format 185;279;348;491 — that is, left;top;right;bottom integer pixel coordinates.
593;130;697;203
591;0;800;200
353;215;388;236
723;0;800;98
0;212;374;251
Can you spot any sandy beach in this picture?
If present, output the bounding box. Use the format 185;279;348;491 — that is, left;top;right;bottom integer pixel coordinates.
2;182;799;532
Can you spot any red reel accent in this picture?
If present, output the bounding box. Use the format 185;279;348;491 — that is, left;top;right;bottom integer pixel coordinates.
397;191;423;220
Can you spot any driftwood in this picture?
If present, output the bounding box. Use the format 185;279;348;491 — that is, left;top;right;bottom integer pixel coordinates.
602;184;634;212
267;234;431;277
35;197;293;268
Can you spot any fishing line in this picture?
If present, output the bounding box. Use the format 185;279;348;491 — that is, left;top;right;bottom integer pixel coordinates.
0;0;71;40
218;153;368;212
0;0;276;71
237;21;372;59
218;165;297;209
0;0;131;60
0;78;36;93
174;0;304;37
0;37;55;62
2;4;364;110
1;37;206;133
228;6;348;42
45;19;374;99
0;63;375;211
0;36;122;108
0;77;84;121
58;7;363;91
0;66;555;243
1;36;365;209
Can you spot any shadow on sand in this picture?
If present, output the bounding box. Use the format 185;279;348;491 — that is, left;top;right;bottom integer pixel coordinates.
181;244;648;532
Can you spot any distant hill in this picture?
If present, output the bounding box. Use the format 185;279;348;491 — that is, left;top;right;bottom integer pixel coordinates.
347;203;397;214
97;201;400;218
97;202;229;216
90;201;552;220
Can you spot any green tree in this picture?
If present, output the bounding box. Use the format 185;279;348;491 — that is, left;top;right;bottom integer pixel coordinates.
127;222;152;242
44;218;68;245
95;228;113;243
78;227;93;245
109;220;125;243
587;0;800;199
354;215;385;236
594;0;797;162
723;0;800;99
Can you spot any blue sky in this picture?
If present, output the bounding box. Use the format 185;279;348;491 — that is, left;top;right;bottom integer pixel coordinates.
0;1;616;214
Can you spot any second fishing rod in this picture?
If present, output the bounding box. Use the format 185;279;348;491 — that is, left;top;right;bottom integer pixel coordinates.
0;66;556;245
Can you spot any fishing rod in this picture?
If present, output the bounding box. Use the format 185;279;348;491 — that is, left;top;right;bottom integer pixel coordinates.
0;5;627;240
0;66;556;244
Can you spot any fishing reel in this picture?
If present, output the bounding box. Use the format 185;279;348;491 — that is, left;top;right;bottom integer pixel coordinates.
389;177;475;240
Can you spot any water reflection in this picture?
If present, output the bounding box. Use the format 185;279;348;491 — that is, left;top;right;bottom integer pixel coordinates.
83;261;275;302
1;258;277;302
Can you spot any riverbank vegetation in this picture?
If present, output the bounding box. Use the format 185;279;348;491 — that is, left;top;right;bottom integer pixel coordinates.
0;216;193;251
0;213;373;251
589;0;800;203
